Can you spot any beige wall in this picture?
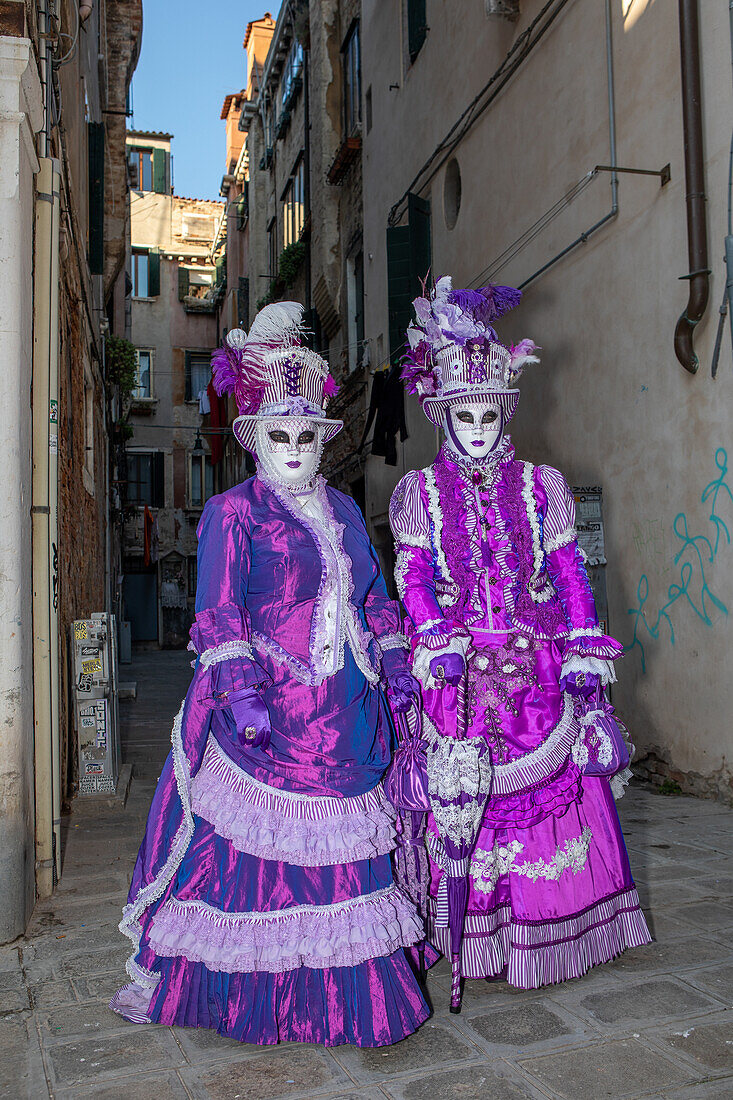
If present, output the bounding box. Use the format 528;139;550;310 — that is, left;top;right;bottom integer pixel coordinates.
363;0;733;796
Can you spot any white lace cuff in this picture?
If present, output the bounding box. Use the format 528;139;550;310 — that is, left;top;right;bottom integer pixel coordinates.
411;634;471;690
197;640;254;670
561;654;617;685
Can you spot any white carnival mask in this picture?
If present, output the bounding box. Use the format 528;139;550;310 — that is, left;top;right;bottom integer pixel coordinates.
443;400;504;461
255;417;325;489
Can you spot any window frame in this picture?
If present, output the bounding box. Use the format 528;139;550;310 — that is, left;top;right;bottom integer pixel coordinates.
341;20;361;138
184;350;212;404
133;348;154;401
131;249;149;298
281;155;306;247
126;450;165;509
129;146;154;191
189;450;215;510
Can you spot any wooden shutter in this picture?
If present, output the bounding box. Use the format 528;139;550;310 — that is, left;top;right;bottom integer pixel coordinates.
152;452;165;508
148;248;161;297
184;352;192;402
87;122;105;274
407;192;431;293
153;148;167;194
407;0;427;62
386;225;411;365
178;265;189;301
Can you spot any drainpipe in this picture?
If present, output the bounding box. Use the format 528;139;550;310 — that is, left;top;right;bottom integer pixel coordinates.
674;0;710;374
32;157;62;896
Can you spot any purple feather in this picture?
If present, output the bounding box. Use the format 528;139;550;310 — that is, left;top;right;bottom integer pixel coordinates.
324;374;339;400
479;284;522;319
211;341;269;415
448;284;521;323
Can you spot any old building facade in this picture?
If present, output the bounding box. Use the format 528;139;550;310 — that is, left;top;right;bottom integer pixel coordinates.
229;3;370;509
0;0;141;940
360;0;733;798
123;131;226;648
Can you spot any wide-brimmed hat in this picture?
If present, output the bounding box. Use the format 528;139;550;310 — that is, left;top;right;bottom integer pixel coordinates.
400;276;539;425
211;302;342;454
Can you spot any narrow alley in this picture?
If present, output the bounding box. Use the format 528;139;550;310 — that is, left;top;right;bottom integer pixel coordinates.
3;648;733;1100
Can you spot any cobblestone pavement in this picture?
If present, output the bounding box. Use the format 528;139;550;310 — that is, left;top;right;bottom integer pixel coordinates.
3;649;733;1099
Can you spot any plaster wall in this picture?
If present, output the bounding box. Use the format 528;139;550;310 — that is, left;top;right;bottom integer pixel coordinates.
0;36;42;939
362;0;733;795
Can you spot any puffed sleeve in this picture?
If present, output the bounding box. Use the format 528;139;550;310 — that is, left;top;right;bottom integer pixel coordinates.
190;493;267;707
538;466;622;682
389;471;445;632
389;472;470;686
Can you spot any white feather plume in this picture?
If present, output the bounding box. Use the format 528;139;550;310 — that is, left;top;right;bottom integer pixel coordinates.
246;302;306;346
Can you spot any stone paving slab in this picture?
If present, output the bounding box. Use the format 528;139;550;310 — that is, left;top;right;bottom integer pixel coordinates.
518;1037;694;1099
380;1060;549;1099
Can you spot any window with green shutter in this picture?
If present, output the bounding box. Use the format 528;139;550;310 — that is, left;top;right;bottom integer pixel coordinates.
148;248;161;296
386;193;431;365
178;265;190;301
88;122;105;274
153;147;167;194
407;0;427;63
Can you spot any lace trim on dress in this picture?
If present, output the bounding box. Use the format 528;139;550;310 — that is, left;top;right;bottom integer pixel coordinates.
422;466;454;606
255;473;380;685
469;826;593;894
147;884;423;975
423;692;579;798
561;654;617;685
190;735;397;866
543;526;577;554
118;703;195;989
196;640;254;669
520;461;553;604
379;632;410;652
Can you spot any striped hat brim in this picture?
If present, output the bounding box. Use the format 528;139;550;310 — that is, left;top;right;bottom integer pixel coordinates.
422;388;520;426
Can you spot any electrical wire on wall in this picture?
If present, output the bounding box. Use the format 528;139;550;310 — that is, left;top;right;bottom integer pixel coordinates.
387;0;573;227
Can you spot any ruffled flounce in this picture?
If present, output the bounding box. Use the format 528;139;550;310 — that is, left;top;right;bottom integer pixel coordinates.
480;757;582;830
148;884;423;974
428;887;651;988
111;949;431;1047
191;735;397;866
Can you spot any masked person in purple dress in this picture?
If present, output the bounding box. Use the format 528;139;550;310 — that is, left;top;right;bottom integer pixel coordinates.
389;278;650;1001
110;303;430;1047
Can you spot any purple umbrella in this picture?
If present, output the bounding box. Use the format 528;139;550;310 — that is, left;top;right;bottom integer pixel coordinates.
427;676;492;1012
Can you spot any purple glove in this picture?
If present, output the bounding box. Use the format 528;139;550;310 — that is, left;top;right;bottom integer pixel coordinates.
560;670;600;698
381;647;420;713
387;670;421;713
228;689;271;750
429;652;465;687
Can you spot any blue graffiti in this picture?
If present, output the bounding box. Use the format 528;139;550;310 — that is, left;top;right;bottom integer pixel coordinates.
626;448;731;672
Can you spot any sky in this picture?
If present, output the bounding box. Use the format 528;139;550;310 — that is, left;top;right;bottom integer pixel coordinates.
130;0;271;201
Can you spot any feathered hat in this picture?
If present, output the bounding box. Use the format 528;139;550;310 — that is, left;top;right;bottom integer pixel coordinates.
401;276;539;426
211;302;342;453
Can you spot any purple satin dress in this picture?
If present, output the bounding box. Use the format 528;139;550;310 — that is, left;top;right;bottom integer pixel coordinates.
389;439;651;987
111;471;430;1046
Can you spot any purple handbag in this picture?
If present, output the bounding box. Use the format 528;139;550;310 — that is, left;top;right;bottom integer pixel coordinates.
385;705;431;812
572;684;631;777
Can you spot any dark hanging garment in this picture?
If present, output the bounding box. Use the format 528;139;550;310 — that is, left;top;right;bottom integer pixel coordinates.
359;366;408;466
